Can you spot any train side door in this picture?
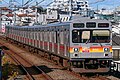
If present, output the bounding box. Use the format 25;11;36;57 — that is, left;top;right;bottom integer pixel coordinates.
47;30;50;51
57;29;60;54
52;30;55;53
49;30;52;52
64;29;69;57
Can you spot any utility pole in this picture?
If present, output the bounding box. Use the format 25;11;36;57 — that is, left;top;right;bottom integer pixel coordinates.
22;0;24;7
69;0;72;17
0;8;2;34
35;1;38;23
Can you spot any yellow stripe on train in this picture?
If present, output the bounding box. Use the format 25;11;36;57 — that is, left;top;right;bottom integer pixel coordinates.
69;47;112;53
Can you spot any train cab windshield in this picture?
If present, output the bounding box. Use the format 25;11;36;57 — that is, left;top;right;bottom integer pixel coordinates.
92;30;110;43
72;30;110;43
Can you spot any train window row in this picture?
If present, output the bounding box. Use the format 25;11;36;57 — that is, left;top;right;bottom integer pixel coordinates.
9;28;69;45
73;23;109;28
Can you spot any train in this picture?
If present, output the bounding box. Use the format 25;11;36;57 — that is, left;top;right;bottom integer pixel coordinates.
3;17;112;73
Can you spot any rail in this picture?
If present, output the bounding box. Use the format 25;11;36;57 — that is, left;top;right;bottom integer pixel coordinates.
3;48;53;80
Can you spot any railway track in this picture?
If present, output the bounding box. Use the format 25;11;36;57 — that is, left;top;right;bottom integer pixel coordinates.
3;48;53;80
0;36;119;80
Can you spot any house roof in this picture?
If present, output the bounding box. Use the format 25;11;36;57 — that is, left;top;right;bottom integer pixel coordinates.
0;7;12;12
17;14;27;17
6;14;14;17
28;14;35;17
17;14;35;17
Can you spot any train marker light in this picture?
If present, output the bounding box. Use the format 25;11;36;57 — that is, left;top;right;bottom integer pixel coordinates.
74;48;79;52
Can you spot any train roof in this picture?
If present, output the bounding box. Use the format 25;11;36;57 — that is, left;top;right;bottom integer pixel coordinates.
46;22;71;27
7;17;110;29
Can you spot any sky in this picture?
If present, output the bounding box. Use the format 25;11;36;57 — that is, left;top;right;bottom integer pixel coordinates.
0;0;120;10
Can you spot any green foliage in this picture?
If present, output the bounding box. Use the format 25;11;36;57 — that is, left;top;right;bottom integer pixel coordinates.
2;62;18;79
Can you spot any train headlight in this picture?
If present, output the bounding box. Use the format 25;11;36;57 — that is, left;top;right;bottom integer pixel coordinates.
74;48;79;52
104;48;109;52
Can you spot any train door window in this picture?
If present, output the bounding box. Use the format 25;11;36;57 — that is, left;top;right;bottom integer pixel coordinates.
46;31;48;42
34;32;35;40
49;31;52;42
64;29;69;44
27;31;29;38
45;31;46;41
81;31;90;43
30;32;32;39
35;32;38;40
51;31;54;42
47;31;49;42
34;32;36;40
36;32;38;40
23;31;24;38
57;30;60;43
20;30;21;36
40;31;42;41
44;31;46;41
22;31;23;37
42;31;44;41
24;31;26;38
45;31;48;41
46;31;48;41
38;32;39;40
34;32;36;39
60;31;64;44
36;31;39;40
24;31;26;37
72;30;81;43
32;32;34;39
54;31;56;43
26;30;28;38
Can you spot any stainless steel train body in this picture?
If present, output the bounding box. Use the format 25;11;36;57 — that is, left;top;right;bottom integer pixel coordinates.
5;18;112;73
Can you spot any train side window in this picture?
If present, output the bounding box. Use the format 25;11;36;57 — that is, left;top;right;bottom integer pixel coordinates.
37;31;39;40
31;32;32;39
41;31;43;41
42;31;44;41
54;31;56;43
25;29;27;38
51;31;53;42
46;31;48;42
50;31;52;42
44;31;46;41
64;29;69;44
47;31;49;42
60;31;64;44
32;32;34;39
57;30;60;43
39;32;40;40
24;30;25;37
45;31;48;41
24;31;26;37
33;32;35;39
35;32;37;40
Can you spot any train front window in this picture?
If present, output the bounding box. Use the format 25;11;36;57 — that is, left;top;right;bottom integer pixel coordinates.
92;30;110;43
81;31;90;43
72;30;81;43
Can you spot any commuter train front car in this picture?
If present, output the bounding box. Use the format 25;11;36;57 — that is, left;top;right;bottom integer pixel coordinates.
5;18;112;73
